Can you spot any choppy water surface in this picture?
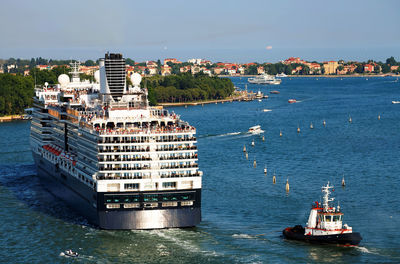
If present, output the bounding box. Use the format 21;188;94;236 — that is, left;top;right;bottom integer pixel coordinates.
1;77;399;263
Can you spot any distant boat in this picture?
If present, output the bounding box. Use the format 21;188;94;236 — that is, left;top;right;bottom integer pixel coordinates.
276;73;288;78
310;122;314;129
288;99;297;104
255;90;264;99
270;90;280;94
392;101;400;104
262;109;272;112
64;250;79;257
248;125;264;134
248;74;282;85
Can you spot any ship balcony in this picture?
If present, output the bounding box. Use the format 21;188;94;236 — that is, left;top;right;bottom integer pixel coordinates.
98;157;152;162
159;155;198;160
155;137;196;143
160;172;202;178
156;146;197;152
96;127;196;136
96;174;149;180
160;164;198;169
99;148;151;153
98;139;150;144
99;165;151;172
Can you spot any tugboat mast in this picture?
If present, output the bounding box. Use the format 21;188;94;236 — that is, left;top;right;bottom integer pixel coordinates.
322;182;334;212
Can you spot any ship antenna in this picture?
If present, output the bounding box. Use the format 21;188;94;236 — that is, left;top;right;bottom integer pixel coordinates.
322;182;334;212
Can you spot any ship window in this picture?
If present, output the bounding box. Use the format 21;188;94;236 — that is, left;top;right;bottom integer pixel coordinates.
162;202;178;207
124;203;140;209
325;215;332;222
106;204;120;209
333;215;342;222
162;182;177;189
180;193;194;200
143;194;158;202
124;183;139;190
162;194;178;201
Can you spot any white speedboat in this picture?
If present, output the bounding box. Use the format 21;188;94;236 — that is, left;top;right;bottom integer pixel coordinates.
248;74;282;85
248;125;264;134
392;101;400;104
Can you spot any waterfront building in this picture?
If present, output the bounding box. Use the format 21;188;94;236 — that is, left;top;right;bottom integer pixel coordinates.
323;61;338;75
364;64;375;73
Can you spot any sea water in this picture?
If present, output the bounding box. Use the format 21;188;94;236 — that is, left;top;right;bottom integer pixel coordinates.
0;77;399;263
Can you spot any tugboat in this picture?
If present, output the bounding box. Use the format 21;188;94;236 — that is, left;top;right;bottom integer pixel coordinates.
283;182;362;245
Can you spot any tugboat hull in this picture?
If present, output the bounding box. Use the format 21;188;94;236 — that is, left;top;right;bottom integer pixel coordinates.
283;226;362;246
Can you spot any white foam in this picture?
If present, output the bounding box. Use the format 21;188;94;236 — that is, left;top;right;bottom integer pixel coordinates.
232;233;254;239
355;246;379;255
215;132;241;137
149;229;222;257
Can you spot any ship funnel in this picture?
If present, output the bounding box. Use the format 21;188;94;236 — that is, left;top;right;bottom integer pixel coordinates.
99;53;126;102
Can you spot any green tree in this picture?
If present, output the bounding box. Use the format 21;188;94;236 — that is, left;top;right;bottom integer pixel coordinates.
355;64;364;74
300;65;310;75
386;56;397;66
245;65;258;75
126;58;135;66
0;74;34;116
84;60;96;66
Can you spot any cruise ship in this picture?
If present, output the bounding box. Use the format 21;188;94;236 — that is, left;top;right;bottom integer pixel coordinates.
30;53;202;229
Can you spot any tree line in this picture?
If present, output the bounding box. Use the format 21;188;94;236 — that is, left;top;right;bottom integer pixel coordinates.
0;74;34;116
143;73;235;105
0;68;234;115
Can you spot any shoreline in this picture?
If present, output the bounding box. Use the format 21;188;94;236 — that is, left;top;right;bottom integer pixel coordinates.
220;74;399;78
0;115;29;122
158;94;250;107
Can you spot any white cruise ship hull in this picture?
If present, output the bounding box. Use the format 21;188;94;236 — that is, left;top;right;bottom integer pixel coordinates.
33;152;201;229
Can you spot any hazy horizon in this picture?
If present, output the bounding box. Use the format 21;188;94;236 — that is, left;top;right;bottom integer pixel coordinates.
1;0;399;63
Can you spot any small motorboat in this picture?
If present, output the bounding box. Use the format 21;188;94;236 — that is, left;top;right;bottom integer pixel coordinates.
248;125;264;134
270;90;280;94
262;109;272;112
392;101;400;104
64;249;79;257
288;99;297;104
283;182;362;245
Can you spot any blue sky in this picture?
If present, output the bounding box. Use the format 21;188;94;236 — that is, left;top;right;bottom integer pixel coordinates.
1;0;399;63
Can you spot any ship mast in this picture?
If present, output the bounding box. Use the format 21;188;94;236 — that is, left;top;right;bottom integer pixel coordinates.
321;182;334;212
70;61;81;83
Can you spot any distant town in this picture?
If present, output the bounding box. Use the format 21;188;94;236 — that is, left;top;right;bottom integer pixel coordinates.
0;56;399;77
